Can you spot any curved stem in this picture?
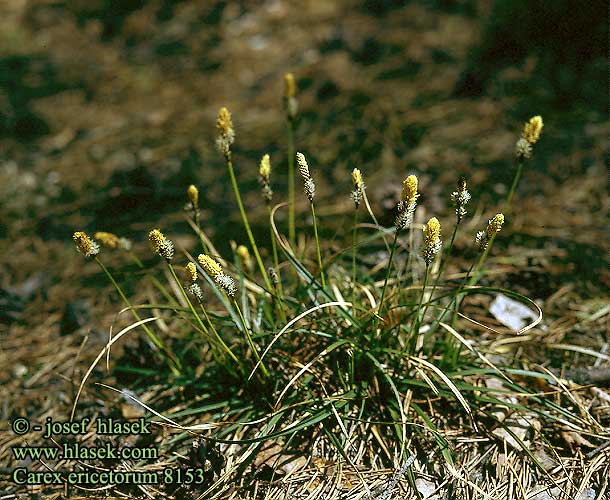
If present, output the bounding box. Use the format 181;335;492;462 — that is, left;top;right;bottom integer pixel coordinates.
310;202;326;288
95;257;181;374
96;257;163;349
268;206;287;323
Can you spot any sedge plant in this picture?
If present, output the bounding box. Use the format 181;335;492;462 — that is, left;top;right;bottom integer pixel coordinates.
68;109;578;500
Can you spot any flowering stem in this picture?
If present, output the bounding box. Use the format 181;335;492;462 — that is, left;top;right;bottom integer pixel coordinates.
96;257;163;349
169;263;236;364
226;156;273;292
310;202;326;288
232;299;269;378
378;229;399;319
451;260;477;329
421;220;460;323
287;120;296;244
409;265;430;345
192;219;209;255
352;209;358;316
268;206;287;324
167;263;209;336
95;257;181;374
504;160;524;212
199;303;239;364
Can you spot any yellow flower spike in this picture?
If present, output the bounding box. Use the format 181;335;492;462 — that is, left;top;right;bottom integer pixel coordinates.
149;228;174;261
73;231;100;257
296;152;310;180
198;254;237;297
486;213;505;238
259;154;271;183
283;73;298;119
351;168;363;190
259;153;273;203
185;262;198;283
94;232;120;249
216;107;233;137
149;229;166;254
284;73;296;99
187;185;199;208
401;175;419;205
198;254;222;278
423;217;441;249
216;107;235;156
351;168;365;208
296;152;316;202
395;174;419;230
422;217;442;266
236;245;252;271
522;115;543;144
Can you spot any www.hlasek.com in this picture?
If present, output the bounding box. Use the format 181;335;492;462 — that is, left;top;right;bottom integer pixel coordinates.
13;442;159;461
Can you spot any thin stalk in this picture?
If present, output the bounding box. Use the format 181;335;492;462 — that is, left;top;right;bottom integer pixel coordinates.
194;223;209;255
451;260;476;328
310;202;326;288
268;206;287;323
232;299;269;378
226;155;273;292
362;189;390;253
287;120;296;244
96;257;163;349
352;209;358;316
95;257;181;374
409;266;430;345
128;252;176;304
503;160;524;212
420;221;460;322
167;263;209;336
199;303;239;364
378;230;399;317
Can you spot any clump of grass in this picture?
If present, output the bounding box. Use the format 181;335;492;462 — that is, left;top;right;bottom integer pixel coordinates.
69;110;605;499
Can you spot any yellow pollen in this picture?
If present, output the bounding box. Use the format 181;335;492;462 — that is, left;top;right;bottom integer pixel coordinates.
296;152;310;180
185;262;197;282
522;115;543;144
187;185;199;207
94;232;119;249
401;175;419;204
198;254;223;278
148;229;166;254
259;154;271;181
351;168;363;189
216;107;233;136
73;231;98;256
423;217;441;249
284;73;296;98
486;213;504;237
